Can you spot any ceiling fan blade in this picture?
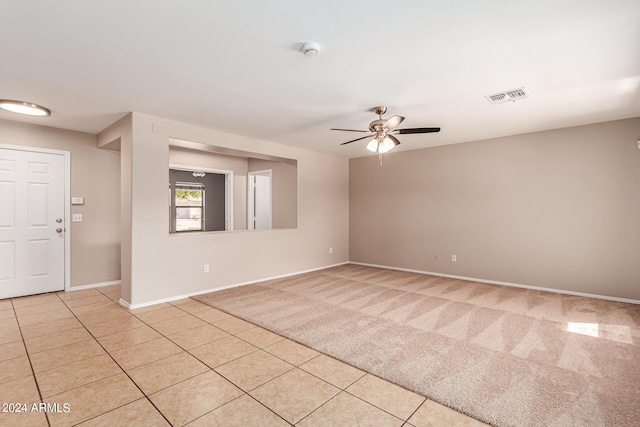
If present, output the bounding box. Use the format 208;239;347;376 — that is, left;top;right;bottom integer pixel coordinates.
339;134;375;145
393;128;440;135
330;128;370;133
394;127;440;134
384;115;405;130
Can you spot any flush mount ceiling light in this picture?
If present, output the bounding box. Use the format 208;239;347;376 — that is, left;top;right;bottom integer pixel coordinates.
0;99;51;116
301;42;320;57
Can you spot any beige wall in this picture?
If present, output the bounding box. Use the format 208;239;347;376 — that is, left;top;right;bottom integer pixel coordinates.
0;118;121;288
350;117;640;300
122;113;348;306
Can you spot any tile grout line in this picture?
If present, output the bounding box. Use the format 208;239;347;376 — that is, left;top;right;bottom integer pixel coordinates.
142;283;442;423
287;388;341;426
403;398;427;426
10;289;426;426
55;291;175;427
176;274;496;422
133;302;263;422
244;394;294;427
11;292;238;426
343;388;418;424
173;298;409;425
128;300;292;425
11;294;53;427
147;300;307;425
193;282;436;425
119;300;270;424
171;299;386;426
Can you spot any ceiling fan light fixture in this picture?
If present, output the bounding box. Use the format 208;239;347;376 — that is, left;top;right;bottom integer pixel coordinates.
0;99;51;116
378;137;396;153
366;138;379;152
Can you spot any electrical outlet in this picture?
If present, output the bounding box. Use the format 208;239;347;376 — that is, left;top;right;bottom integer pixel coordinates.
434;254;439;261
452;255;457;262
204;264;209;273
329;247;333;254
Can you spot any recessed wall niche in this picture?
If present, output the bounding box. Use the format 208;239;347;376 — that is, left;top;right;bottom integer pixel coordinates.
168;138;297;233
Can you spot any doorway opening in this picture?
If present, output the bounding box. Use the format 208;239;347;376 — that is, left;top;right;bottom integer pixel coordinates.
248;169;272;230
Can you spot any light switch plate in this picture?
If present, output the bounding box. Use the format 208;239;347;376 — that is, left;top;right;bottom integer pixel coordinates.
71;196;84;205
72;214;83;222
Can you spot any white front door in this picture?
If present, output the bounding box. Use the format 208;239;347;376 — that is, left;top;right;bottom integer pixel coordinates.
0;147;66;299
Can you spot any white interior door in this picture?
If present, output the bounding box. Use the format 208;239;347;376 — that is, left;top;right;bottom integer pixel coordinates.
248;170;272;230
0;147;66;299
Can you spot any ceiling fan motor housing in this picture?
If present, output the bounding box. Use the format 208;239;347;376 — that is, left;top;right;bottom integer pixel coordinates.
369;119;387;132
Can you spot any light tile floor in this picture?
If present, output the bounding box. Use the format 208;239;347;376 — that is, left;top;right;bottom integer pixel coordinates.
0;286;488;426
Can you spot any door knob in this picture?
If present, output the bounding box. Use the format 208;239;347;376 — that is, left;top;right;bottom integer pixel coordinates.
56;228;63;233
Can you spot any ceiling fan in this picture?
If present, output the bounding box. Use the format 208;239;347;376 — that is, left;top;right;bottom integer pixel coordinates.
331;106;440;154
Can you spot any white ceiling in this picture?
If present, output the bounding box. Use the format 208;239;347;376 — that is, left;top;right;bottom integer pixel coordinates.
1;1;639;157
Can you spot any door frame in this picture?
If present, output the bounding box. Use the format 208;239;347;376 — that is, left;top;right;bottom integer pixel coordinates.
0;143;71;292
247;169;272;230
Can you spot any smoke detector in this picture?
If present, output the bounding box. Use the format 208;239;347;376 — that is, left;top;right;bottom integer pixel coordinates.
486;87;530;104
301;42;320;57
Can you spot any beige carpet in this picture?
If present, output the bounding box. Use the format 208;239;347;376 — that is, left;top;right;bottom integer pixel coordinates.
193;264;640;426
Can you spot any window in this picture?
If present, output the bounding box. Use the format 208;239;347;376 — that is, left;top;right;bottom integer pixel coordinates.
169;168;229;233
174;182;204;232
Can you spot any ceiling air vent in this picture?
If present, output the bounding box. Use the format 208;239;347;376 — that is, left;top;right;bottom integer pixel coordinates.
487;93;508;104
486;87;529;104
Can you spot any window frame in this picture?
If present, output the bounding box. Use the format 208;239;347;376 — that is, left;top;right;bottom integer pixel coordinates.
168;165;234;233
174;181;205;232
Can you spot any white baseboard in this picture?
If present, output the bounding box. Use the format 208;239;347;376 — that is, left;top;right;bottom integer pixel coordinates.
66;280;121;292
350;262;640;305
122;261;350;309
